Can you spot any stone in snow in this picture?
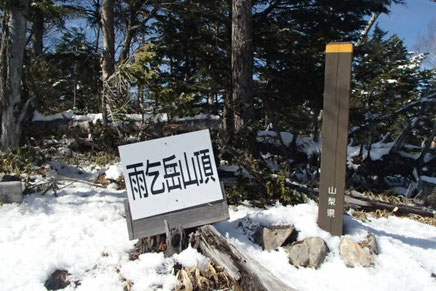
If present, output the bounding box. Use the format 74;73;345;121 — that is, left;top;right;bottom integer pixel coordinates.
340;237;374;268
253;225;295;251
283;237;329;269
44;270;71;290
0;175;23;204
360;233;379;255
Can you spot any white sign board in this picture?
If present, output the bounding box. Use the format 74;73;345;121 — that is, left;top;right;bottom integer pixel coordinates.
119;129;223;220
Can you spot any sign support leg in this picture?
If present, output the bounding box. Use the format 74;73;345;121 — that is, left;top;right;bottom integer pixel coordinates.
164;220;187;257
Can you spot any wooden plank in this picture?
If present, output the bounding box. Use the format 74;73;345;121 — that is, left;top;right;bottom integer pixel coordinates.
318;42;353;236
124;199;134;240
129;199;229;239
193;225;295;291
125;182;230;240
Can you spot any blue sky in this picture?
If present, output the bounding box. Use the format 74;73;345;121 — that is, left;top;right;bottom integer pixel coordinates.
377;0;435;50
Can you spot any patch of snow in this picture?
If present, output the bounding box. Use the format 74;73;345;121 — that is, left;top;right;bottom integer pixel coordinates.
424;153;434;164
398;151;419;160
124;113;168;123
297;136;320;158
420;176;436;184
1;167;435;290
50;160;97;181
219;165;243;173
257;131;294;147
369;142;394;161
121;253;176;291
105;164;123;181
347;142;394;167
33;111;75;121
32;111;168;123
175;113;220;121
0;186;136;290
392;186;408;196
107;183;119;191
219;165;250;177
73;113;103;122
215;202;436;291
174;246;210;270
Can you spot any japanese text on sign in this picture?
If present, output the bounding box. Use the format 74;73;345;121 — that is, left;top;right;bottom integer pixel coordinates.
326;186;337;218
126;149;216;199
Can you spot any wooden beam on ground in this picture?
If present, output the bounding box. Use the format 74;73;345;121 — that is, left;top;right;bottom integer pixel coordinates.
345;192;435;218
191;225;295;291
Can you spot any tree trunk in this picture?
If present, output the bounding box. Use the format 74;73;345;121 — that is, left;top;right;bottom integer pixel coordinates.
32;11;44;56
232;0;254;131
101;0;115;126
0;0;30;152
356;11;381;48
120;27;135;62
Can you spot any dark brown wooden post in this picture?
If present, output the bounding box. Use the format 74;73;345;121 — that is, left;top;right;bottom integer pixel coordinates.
317;42;353;236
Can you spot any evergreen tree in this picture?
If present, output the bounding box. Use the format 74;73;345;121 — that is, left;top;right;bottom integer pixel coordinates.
149;0;231;117
29;0;81;56
351;26;433;143
28;27;101;114
252;0;404;135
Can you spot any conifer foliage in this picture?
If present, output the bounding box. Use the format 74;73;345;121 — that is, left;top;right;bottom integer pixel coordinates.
0;0;434;158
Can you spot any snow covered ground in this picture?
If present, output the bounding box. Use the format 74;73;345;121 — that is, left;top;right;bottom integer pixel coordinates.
0;173;435;290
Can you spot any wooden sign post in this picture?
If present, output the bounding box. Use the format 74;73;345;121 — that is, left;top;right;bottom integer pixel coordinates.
317;42;353;236
119;129;229;240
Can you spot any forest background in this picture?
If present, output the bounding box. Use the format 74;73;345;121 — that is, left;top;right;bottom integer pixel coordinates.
0;0;435;206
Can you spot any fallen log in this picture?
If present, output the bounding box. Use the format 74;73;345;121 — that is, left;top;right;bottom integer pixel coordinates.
220;177;435;217
191;225;294;291
345;191;435;218
27;117;221;139
71;133;102;150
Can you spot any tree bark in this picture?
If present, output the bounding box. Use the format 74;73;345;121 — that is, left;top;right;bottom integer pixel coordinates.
0;0;30;151
120;27;135;62
119;1;140;62
232;0;254;131
356;11;381;48
32;11;44;56
101;0;115;126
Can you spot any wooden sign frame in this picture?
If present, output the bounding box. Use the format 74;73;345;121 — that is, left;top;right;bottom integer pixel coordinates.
119;130;230;240
124;183;229;240
317;42;353;236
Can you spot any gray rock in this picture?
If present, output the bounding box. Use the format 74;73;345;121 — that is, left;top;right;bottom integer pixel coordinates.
427;187;436;209
253;225;295;251
0;181;23;204
44;270;70;290
360;233;378;255
340;237;374;267
283;237;329;269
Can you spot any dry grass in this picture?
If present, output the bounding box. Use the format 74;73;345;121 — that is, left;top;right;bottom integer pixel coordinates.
175;261;238;291
353;209;436;227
